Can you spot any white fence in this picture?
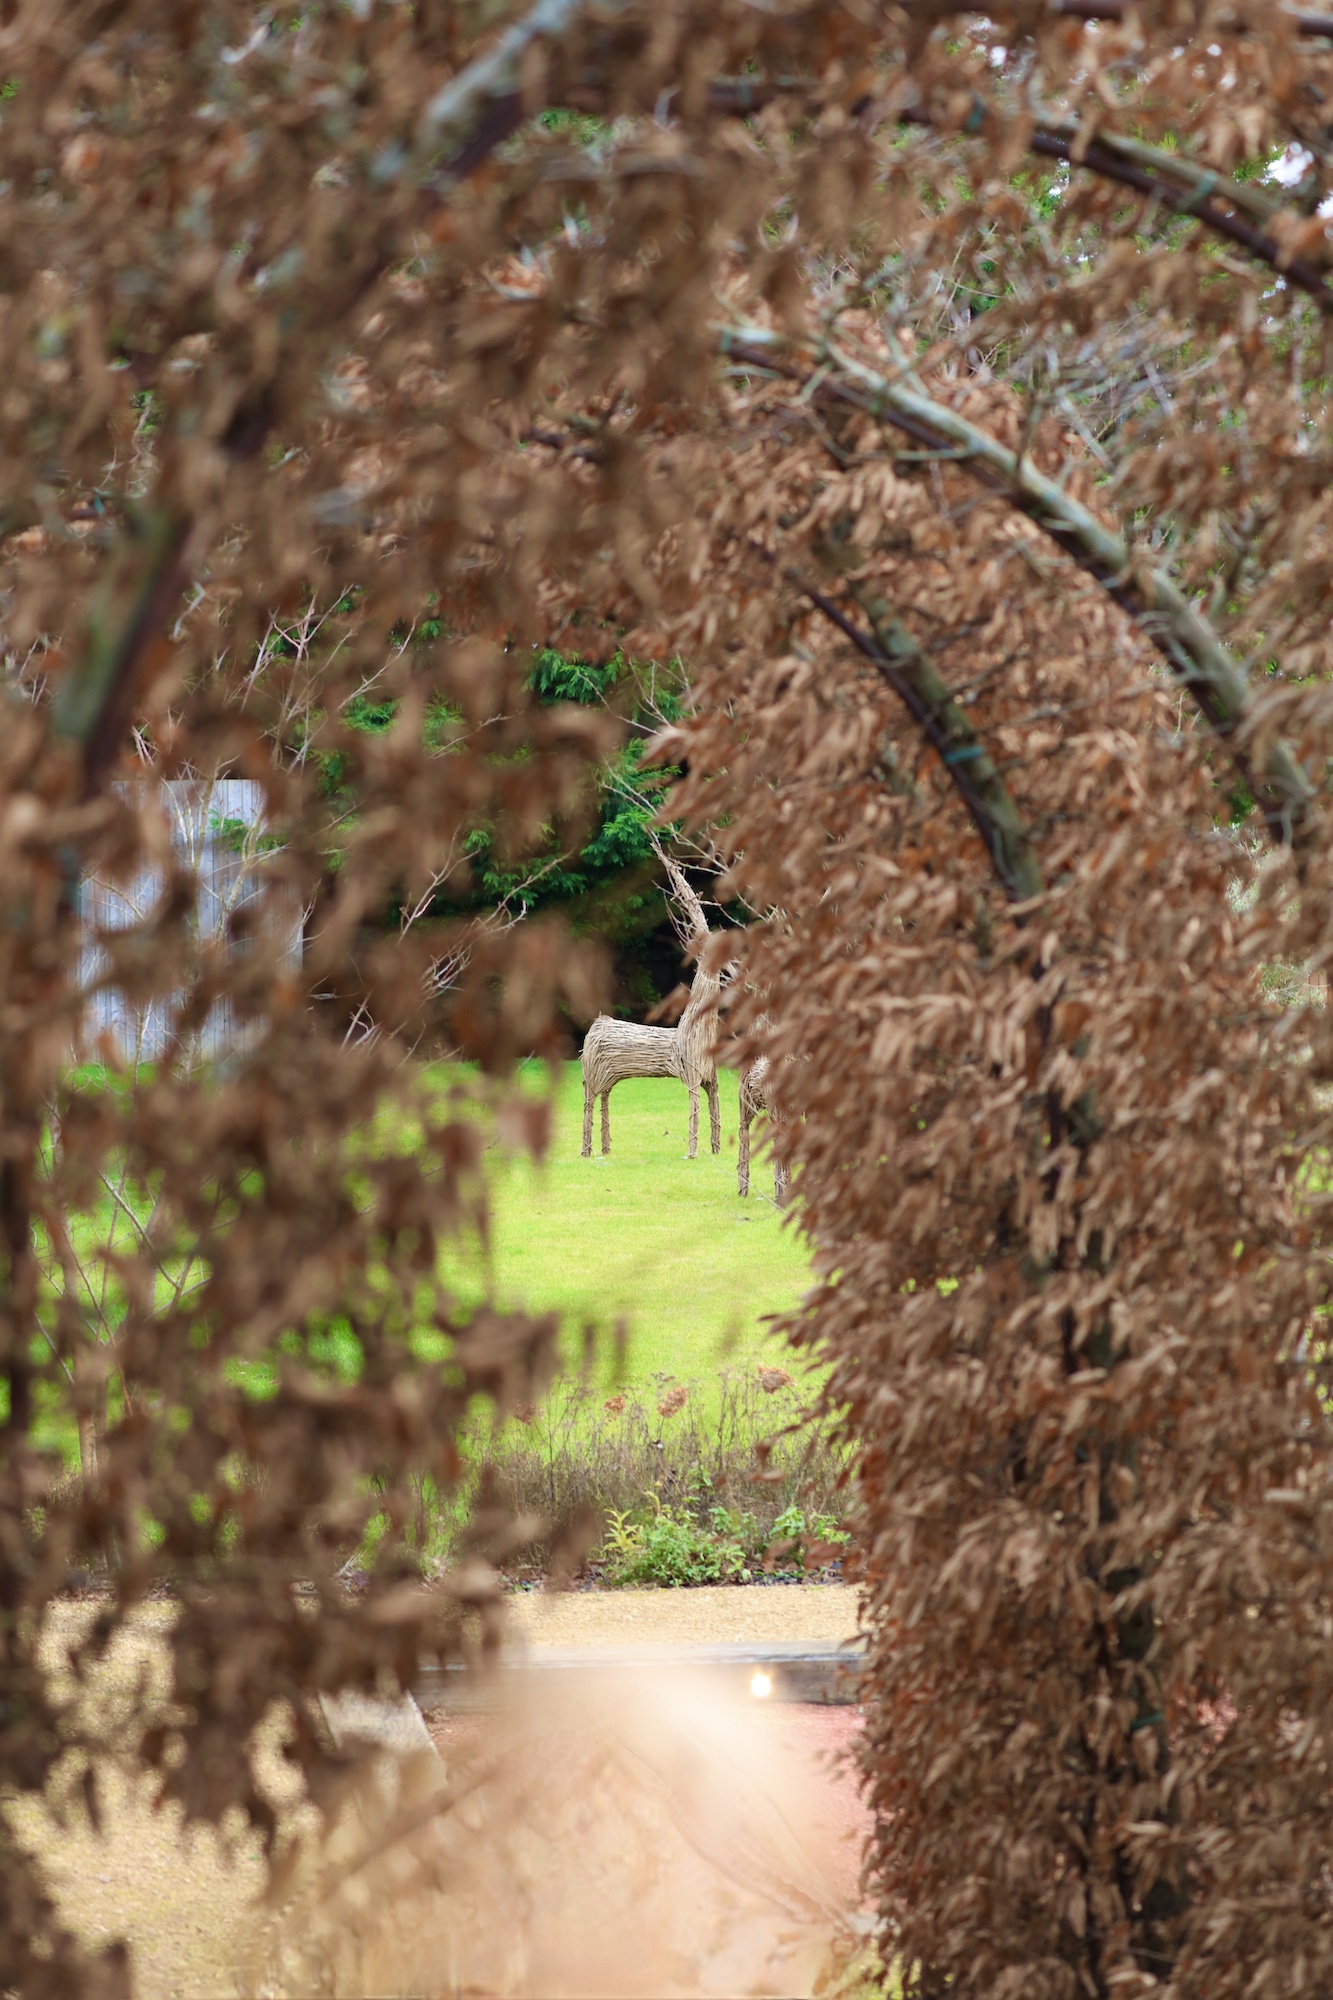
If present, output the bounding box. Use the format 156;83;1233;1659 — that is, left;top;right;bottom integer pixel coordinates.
79;778;303;1065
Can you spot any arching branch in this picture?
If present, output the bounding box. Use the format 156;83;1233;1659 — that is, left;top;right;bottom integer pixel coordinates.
476;36;1333;321
413;0;628;179
1052;0;1333;32
723;322;1314;843
804;585;1044;905
53;506;192;804
1025;124;1333;316
913;2;1333;35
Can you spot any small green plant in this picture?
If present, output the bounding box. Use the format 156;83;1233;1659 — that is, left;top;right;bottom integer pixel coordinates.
594;1484;850;1588
208;811;284;857
420;1368;853;1585
768;1501;850;1568
600;1493;753;1586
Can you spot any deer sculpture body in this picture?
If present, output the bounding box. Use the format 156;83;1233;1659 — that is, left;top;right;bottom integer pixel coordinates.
580;852;721;1160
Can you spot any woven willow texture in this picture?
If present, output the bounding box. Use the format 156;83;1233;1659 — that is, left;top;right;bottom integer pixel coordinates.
580;854;722;1159
737;1056;790;1206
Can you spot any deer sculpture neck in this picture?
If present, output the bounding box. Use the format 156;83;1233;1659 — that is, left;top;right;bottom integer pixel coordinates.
658;849;721;1093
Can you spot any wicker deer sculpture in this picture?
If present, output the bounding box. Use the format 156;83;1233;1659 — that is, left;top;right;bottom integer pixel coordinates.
581;850;721;1160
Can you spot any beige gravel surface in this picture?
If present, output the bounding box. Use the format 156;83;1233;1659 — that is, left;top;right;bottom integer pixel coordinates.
16;1585;864;1998
13;1601;294;1999
507;1580;860;1649
10;1765;269;2000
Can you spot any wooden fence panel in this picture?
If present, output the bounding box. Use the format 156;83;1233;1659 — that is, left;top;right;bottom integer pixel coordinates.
79;779;302;1065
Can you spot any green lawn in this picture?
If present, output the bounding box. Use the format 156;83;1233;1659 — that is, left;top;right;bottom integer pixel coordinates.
449;1063;813;1399
27;1060;813;1465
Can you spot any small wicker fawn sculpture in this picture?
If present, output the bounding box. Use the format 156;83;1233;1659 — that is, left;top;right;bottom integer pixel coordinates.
737;1054;792;1206
581;852;721;1160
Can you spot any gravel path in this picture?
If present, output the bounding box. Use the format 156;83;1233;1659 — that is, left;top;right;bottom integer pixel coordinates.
19;1584;867;1998
508;1580;860;1649
430;1698;870;1905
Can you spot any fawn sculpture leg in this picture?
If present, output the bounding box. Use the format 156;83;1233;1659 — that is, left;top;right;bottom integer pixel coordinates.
687;1085;699;1159
738;1099;752;1196
707;1077;721;1155
582;1075;596;1158
600;1089;611;1155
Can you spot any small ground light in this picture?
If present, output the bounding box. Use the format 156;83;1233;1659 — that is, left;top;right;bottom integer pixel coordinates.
749;1671;773;1700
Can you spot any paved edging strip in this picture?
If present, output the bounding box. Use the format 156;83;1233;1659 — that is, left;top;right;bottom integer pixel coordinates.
416;1639;867;1713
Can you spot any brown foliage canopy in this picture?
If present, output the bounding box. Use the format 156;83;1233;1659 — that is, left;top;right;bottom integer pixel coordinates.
5;2;1333;1994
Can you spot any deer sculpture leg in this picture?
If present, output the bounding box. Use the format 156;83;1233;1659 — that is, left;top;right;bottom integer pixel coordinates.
739;1057;790;1200
737;1043;797;1202
582;1074;596;1158
707;1077;720;1155
687;1084;699;1160
601;1090;612;1155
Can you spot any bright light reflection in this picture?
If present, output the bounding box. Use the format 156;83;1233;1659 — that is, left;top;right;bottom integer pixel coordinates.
749;1671;773;1700
1272;144;1314;188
